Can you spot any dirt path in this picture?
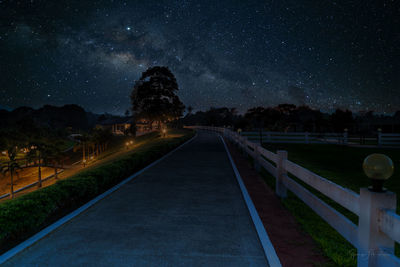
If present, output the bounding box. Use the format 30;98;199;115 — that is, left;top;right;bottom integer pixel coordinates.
225;138;331;267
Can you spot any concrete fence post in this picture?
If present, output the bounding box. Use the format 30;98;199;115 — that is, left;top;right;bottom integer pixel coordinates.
343;130;348;145
357;188;396;267
305;132;309;144
276;150;288;198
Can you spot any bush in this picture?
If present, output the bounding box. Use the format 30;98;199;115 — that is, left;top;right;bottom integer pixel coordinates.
0;131;194;252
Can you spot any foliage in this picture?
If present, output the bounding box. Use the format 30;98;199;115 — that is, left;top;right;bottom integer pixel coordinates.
0;130;194;253
131;66;185;125
183;104;400;134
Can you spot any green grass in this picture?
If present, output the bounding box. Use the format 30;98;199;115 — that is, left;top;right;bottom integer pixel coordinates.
258;143;400;267
0;129;194;253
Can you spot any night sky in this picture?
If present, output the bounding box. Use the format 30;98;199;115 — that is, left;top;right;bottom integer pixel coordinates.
1;0;399;114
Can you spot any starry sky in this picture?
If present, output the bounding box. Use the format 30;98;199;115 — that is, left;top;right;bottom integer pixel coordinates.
1;0;399;114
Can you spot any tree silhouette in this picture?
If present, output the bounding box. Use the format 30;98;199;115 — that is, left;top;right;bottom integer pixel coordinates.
186;106;193;116
131;66;185;130
0;146;22;199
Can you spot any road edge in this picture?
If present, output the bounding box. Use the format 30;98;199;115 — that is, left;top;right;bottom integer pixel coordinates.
219;135;282;267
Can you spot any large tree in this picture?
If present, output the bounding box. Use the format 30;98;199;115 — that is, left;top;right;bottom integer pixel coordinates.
131;66;185;129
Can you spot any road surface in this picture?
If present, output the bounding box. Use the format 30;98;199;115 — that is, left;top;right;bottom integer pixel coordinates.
3;132;269;266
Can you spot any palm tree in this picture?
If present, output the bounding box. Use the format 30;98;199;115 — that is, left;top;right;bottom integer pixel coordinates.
0;146;22;199
27;141;52;188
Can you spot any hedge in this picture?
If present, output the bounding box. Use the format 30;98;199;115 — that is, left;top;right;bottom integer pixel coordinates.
0;130;194;253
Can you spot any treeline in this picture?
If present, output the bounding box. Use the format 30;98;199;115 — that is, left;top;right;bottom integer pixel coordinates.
182;104;400;134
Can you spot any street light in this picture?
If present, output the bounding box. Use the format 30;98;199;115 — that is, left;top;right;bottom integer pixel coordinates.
126;141;130;149
162;128;166;138
363;153;394;192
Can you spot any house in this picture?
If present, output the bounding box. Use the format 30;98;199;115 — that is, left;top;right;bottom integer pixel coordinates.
96;117;133;135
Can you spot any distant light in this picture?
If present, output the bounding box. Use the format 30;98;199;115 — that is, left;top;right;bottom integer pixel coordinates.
126;26;131;31
47;94;51;97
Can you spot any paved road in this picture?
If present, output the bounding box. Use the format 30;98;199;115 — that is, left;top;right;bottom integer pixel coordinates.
4;132;268;267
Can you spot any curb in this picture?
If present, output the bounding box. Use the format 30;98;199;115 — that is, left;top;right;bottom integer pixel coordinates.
219;135;282;267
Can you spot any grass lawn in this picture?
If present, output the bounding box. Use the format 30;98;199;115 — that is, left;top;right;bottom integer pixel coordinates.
259;143;400;266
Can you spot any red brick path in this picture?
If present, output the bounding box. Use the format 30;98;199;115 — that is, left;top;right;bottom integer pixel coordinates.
225;139;329;267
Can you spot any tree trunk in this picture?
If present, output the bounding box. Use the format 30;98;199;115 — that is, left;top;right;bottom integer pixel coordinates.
10;171;14;199
82;143;86;166
38;157;42;188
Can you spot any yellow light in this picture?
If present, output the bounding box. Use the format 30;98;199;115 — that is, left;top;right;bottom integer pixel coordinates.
126;142;129;146
363;154;394;180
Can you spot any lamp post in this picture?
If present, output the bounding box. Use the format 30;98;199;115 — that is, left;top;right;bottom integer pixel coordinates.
358;153;396;266
126;142;130;150
162;128;166;138
362;153;394;192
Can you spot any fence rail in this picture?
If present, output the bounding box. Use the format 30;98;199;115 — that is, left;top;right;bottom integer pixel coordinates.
238;130;400;146
188;126;400;267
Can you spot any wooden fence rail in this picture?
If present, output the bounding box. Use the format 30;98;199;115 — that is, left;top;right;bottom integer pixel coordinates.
187;126;400;267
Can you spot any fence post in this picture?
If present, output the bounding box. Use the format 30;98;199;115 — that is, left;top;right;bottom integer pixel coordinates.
253;145;261;172
276;150;288;198
377;129;382;147
357;188;396;267
267;132;271;143
305;132;309;144
343;129;348;145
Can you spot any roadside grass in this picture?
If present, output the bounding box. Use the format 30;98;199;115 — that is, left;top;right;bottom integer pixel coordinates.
0;128;194;254
259;143;400;267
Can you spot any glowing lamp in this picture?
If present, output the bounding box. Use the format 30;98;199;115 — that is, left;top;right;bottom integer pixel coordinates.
363;153;394;192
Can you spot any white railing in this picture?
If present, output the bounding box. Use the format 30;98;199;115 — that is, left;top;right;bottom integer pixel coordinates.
240;131;348;144
189;126;400;267
379;133;400;146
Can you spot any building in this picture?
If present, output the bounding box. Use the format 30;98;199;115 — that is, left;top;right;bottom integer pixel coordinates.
96;117;133;135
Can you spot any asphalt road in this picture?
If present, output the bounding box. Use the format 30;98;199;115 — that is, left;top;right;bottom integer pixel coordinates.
3;132;268;267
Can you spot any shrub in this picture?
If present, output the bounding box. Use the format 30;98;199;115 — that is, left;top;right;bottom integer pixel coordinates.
0;131;194;252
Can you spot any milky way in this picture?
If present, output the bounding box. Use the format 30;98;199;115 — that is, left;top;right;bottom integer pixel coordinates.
0;0;399;114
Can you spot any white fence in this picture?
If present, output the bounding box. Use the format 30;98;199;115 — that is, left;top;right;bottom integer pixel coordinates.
241;130;400;146
241;131;348;144
379;133;400;146
189;126;400;267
